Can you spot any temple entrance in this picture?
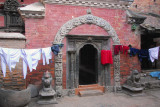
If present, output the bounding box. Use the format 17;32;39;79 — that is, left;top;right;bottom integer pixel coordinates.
66;35;111;90
79;44;98;85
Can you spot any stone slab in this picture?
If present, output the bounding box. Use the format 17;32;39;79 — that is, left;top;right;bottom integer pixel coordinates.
0;32;26;39
19;2;45;12
123;85;144;91
122;89;144;97
79;90;103;97
37;98;58;105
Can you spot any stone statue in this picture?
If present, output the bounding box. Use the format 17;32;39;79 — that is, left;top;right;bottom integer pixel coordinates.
126;70;141;88
42;71;53;92
123;70;144;96
37;71;57;104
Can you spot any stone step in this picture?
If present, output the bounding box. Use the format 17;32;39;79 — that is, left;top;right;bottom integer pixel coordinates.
141;69;160;73
79;90;103;97
75;84;105;95
78;84;99;88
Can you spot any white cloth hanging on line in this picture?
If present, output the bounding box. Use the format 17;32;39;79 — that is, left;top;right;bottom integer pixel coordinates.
0;48;21;77
149;47;159;62
42;47;52;65
21;49;41;79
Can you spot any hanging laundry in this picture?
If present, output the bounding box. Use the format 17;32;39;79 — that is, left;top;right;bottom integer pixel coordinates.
149;47;159;62
101;50;113;65
51;44;64;55
130;48;140;56
138;49;150;62
114;45;122;55
51;45;59;55
21;49;41;79
42;47;52;65
0;48;21;77
123;46;129;56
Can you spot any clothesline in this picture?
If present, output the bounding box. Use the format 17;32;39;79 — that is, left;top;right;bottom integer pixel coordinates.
0;44;63;79
130;46;160;62
114;45;160;62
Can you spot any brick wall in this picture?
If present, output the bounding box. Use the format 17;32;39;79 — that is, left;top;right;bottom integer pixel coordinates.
0;38;26;90
129;0;160;15
24;4;141;88
0;16;4;27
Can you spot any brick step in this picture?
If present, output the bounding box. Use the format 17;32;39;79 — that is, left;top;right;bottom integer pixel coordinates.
79;90;103;97
78;84;99;88
75;84;105;95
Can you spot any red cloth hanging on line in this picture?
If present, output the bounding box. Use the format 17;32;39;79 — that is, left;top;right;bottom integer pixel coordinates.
123;46;129;56
101;50;113;65
114;45;122;55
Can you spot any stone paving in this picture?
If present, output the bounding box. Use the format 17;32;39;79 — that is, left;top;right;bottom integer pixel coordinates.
28;89;160;107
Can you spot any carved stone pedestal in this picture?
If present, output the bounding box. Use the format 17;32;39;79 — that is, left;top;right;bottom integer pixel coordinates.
37;91;57;104
122;85;144;96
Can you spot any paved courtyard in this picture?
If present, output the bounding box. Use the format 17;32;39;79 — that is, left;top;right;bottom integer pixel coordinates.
28;89;160;107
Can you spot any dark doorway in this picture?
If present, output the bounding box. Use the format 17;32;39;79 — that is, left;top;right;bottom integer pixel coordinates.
141;31;159;70
79;44;98;85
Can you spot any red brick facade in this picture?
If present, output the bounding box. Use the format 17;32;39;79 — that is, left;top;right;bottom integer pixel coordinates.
1;0;152;90
24;4;141;87
129;0;160;15
0;16;4;27
0;36;26;90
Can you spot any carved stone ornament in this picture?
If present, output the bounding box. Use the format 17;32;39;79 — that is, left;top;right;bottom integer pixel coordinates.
41;0;131;10
126;10;146;24
4;0;20;12
54;13;120;44
18;2;45;19
53;12;121;94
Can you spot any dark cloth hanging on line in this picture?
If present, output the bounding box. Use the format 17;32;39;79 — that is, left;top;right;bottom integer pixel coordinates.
138;49;150;62
130;48;140;56
51;44;64;55
101;50;113;65
130;48;150;62
114;45;122;55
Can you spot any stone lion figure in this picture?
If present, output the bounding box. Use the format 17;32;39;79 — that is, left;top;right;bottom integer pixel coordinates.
126;70;141;88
